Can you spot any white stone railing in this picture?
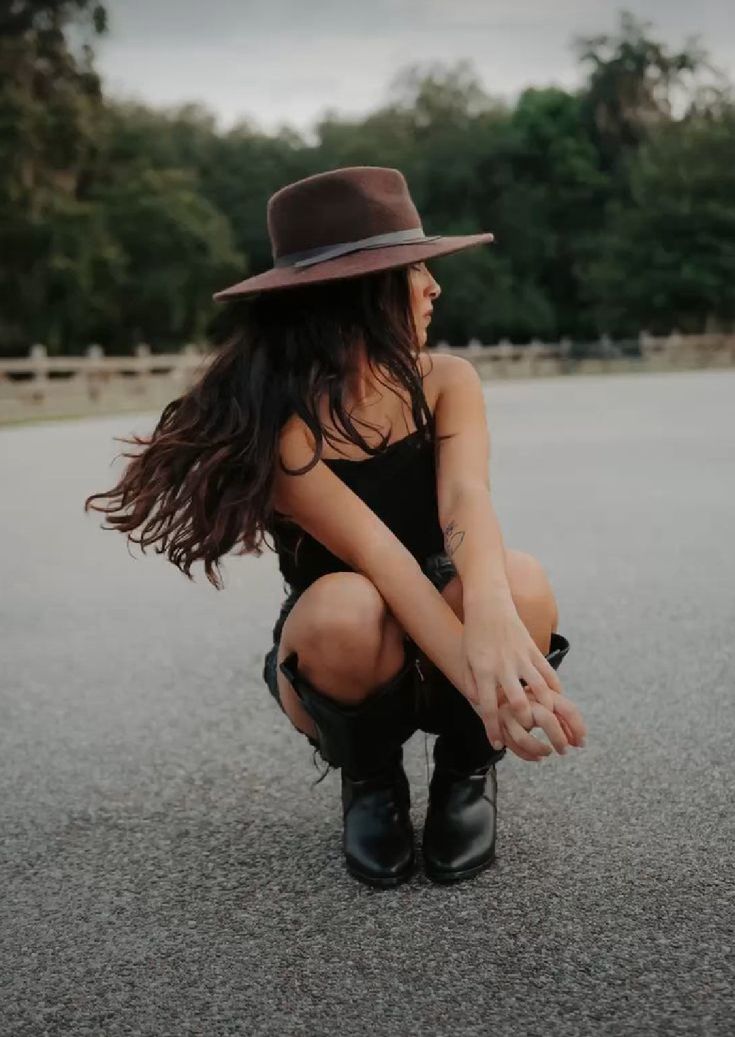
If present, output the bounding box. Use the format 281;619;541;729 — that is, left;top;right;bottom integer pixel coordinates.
1;332;733;425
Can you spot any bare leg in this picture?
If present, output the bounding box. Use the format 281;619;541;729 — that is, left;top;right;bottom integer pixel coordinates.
275;572;409;741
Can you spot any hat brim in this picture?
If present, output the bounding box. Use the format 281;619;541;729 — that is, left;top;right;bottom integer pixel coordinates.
212;232;494;301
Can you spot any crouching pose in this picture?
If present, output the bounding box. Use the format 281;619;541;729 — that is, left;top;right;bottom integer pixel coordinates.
85;165;586;889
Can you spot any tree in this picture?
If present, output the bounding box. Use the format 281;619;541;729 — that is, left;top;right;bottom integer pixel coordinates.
588;111;735;334
575;10;708;168
481;87;610;339
200;124;308;275
2;6;734;351
93;168;244;347
0;0;108;352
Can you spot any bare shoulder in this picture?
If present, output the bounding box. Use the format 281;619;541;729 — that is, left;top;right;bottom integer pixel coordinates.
425;349;479;382
423;350;481;408
418;349;463;411
276;413;317;463
432;350;488;445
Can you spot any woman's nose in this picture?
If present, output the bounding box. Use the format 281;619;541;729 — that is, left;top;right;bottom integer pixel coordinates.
428;276;441;299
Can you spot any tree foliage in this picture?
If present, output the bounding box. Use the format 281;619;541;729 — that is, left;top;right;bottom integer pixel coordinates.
588;113;735;333
1;6;733;355
575;10;708;162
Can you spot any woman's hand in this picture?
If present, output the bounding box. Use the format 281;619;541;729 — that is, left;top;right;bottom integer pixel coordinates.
495;688;587;762
461;597;582;754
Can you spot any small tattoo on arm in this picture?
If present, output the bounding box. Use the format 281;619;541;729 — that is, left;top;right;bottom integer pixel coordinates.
443;521;465;559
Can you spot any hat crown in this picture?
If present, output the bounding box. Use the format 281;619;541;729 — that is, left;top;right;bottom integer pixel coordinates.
267;166;423;261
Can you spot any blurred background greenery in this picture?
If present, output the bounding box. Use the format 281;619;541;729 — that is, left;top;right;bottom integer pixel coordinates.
2;1;734;356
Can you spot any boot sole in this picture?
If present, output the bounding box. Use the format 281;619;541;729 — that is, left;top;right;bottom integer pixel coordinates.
345;856;416;888
422;846;496;885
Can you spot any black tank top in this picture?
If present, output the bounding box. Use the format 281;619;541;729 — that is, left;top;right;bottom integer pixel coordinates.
271;424;444;593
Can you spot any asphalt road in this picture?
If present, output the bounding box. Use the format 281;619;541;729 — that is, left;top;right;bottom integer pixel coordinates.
1;369;733;1037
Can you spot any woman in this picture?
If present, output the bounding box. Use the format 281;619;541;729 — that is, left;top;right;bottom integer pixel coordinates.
85;166;586;890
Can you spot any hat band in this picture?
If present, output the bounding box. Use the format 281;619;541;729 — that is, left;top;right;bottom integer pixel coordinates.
274;228;441;269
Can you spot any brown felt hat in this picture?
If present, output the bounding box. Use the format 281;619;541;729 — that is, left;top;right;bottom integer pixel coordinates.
212;165;494;300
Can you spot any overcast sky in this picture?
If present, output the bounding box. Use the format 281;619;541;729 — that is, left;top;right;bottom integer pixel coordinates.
96;0;734;133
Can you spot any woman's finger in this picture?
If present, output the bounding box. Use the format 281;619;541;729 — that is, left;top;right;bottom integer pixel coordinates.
536;650;564;695
552;695;587;745
470;698;506;754
501;670;534;725
501;728;538;762
499;707;552;760
531;704;569;755
556;711;577;746
519;662;556;712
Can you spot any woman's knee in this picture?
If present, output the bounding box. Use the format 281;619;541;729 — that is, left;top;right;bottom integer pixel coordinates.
300;572;387;655
280;571;405;702
507;550;556;607
505;550;559;646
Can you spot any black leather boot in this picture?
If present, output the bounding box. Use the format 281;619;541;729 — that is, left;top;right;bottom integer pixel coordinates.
279;643;420;889
422;631;570;884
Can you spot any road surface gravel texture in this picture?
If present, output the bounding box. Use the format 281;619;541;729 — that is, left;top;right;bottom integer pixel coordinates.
1;369;733;1037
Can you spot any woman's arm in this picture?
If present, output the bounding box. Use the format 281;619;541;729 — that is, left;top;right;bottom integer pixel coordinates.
433;353;513;610
432;355;574;739
441;488;514;611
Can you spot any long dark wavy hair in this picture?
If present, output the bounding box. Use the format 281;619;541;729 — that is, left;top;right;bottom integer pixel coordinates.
83;266;438;590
